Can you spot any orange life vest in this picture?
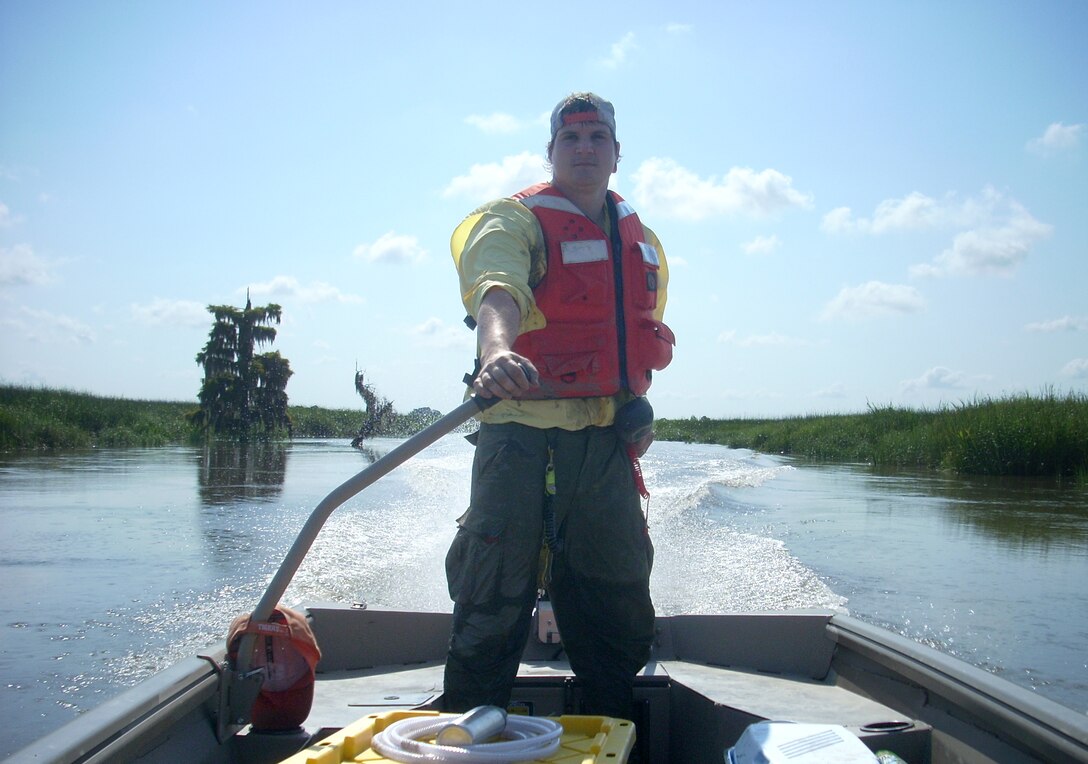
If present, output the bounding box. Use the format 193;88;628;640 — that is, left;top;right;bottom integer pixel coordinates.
511;183;675;397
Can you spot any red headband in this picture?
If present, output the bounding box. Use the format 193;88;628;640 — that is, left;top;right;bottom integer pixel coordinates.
562;111;601;126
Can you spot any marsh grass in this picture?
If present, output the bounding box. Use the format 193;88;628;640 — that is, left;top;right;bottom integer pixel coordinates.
286;405;364;438
0;386;196;448
5;385;1086;479
656;391;1088;479
0;386;362;449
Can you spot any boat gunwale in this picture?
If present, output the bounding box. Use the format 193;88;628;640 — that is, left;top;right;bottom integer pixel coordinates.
10;610;1088;763
828;613;1088;762
7;653;223;764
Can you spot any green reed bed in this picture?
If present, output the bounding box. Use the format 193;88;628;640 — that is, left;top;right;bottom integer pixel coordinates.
0;386;196;449
657;391;1088;478
5;385;1087;479
284;405;363;438
0;386;365;449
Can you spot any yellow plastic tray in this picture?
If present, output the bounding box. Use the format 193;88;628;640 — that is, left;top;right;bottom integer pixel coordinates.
280;710;634;763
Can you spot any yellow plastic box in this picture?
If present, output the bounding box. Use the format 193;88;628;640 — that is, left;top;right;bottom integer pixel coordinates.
280;710;634;763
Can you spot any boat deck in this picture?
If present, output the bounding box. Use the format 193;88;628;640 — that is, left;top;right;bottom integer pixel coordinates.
307;656;909;727
308;661;444;730
299;652;929;763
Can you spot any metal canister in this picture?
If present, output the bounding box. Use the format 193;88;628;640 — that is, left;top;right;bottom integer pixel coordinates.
435;705;508;746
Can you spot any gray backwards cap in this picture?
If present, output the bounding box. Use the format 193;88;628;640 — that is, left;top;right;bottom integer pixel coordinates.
550;92;617;139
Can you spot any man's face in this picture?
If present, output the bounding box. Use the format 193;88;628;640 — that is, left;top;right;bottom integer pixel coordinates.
549;120;619;191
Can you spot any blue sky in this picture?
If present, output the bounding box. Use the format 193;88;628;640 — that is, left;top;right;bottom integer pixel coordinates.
2;2;1086;419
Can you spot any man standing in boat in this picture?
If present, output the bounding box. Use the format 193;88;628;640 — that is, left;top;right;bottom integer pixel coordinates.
443;92;675;722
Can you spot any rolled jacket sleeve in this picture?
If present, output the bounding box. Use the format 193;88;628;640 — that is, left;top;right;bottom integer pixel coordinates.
451;199;547;331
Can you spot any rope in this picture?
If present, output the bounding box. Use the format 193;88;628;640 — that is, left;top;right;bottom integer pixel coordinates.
370;715;563;763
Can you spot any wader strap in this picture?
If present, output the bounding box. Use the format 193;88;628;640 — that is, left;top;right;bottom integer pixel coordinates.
543;448;562;554
540;447;562;587
625;446;649;500
625;445;650;522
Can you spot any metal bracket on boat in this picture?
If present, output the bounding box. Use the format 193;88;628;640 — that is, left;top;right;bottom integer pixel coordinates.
216;667;265;743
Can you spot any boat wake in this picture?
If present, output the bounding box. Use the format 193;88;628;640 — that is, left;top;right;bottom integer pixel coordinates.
103;439;846;699
645;442;848;615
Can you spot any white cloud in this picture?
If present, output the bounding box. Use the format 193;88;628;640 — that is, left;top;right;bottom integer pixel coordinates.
464;113;523;134
742;234;781;255
409;317;474;349
4;305;95;343
1062;358;1088;379
666;23;693;34
599;32;637;69
820;206;859;234
911;199;1051;278
823;188;1051;278
0;244;54;286
821;281;925;321
822;192;950;234
0;201;22;228
870;192;946;233
1027;122;1084;157
442;152;546;203
246;276;365;303
352;231;428;265
900;366;969;394
1025;316;1088;333
630;158;813;221
130;298;210;327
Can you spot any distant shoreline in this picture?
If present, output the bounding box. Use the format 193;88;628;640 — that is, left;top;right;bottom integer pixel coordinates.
2;385;1086;480
0;384;363;449
655;390;1087;479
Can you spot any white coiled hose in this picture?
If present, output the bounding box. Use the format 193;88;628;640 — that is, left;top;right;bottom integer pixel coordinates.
370;714;564;763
